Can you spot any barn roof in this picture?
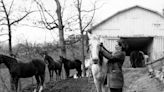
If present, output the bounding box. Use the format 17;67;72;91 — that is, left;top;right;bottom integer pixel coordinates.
88;5;164;33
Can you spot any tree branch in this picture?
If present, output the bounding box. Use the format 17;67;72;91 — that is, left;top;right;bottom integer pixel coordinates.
65;36;82;45
34;0;58;30
82;4;96;32
1;0;9;21
0;33;8;36
10;11;34;25
8;0;14;16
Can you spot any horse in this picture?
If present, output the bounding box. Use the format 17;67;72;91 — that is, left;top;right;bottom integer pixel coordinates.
84;58;93;78
59;56;82;78
88;37;108;92
0;54;45;92
43;54;62;81
130;50;145;68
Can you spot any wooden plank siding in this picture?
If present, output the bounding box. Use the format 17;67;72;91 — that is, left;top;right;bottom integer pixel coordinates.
91;6;164;37
152;36;164;60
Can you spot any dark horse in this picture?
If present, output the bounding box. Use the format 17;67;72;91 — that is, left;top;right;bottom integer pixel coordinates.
130;50;145;68
59;56;82;78
43;53;62;81
0;54;45;92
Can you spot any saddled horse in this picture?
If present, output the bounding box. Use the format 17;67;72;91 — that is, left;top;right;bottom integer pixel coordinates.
0;54;45;92
43;54;62;81
59;56;82;78
88;37;108;92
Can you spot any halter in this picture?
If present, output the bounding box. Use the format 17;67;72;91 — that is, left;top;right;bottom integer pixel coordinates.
88;42;103;65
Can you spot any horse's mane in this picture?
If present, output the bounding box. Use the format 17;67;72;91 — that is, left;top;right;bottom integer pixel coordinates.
98;44;112;66
60;56;77;63
100;44;112;54
45;55;54;61
60;56;69;61
63;57;71;62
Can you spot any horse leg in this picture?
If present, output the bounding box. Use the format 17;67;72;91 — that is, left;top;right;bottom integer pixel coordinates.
10;77;15;91
48;68;52;81
49;70;52;81
55;70;58;81
56;69;61;80
94;79;102;92
35;75;40;92
65;70;69;78
38;73;45;92
76;68;82;78
18;79;22;92
15;78;19;92
59;69;62;80
101;83;108;92
11;77;18;92
51;70;54;81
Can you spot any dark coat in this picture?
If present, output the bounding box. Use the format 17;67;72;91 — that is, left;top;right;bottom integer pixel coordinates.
100;47;126;88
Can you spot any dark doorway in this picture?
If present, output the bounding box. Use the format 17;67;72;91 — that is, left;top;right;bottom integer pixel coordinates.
121;37;153;55
121;37;153;68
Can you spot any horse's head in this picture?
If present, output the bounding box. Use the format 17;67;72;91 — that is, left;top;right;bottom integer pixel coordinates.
0;54;17;64
59;56;65;63
89;40;101;64
88;34;103;64
41;51;49;64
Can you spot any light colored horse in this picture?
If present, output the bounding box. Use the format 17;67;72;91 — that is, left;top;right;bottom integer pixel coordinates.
84;58;93;77
88;35;108;92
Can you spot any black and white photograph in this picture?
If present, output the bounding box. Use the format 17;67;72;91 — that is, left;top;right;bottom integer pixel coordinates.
0;0;164;92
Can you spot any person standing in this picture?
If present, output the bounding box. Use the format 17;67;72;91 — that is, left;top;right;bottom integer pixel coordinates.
100;39;126;92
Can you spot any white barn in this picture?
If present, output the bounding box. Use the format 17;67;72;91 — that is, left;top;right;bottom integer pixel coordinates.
89;5;164;67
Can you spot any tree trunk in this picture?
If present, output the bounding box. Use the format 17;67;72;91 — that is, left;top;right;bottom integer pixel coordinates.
55;0;66;57
8;25;12;56
81;32;86;76
55;0;66;79
77;0;86;76
2;0;13;56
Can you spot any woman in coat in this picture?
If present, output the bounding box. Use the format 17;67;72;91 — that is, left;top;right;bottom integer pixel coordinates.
100;39;126;92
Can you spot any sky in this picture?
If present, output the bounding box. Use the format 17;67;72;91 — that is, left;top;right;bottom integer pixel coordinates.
0;0;164;46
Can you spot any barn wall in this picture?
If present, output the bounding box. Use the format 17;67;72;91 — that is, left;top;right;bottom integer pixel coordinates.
101;37;119;52
152;36;164;60
92;8;164;37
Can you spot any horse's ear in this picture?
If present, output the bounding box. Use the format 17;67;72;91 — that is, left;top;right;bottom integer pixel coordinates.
87;33;96;44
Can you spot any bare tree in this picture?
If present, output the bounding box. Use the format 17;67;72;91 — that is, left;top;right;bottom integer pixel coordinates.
0;0;33;56
34;0;66;58
75;0;96;76
55;0;66;58
34;0;67;79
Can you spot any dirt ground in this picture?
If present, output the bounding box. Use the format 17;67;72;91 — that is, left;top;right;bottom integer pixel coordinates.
22;68;164;92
